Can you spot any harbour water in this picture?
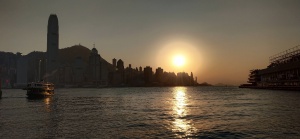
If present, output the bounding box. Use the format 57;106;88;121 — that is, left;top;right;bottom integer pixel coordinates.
0;87;299;138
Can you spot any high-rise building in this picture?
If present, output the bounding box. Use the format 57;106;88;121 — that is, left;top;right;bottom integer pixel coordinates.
47;14;59;72
89;48;102;84
155;67;163;84
117;59;124;71
191;72;194;85
112;58;117;69
144;66;153;85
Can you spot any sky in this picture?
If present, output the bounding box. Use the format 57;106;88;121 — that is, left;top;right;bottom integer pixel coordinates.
1;0;300;85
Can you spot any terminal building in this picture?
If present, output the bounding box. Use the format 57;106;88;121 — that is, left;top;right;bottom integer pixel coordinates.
240;45;300;90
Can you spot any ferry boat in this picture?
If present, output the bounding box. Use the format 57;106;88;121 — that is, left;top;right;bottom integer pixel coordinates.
24;81;54;98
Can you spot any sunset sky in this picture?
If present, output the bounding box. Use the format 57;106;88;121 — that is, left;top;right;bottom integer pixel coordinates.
1;0;300;85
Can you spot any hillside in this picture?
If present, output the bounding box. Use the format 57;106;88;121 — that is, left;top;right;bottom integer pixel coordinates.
59;44;91;64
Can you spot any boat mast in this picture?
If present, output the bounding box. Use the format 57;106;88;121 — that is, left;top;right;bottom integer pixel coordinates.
38;59;41;81
0;66;2;99
45;59;47;82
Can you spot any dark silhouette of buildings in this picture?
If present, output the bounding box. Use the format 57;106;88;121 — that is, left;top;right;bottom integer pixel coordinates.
89;48;102;85
0;67;2;98
0;51;21;88
117;59;124;71
177;72;191;86
0;14;199;88
56;45;111;87
144;66;153;86
155;67;163;85
110;59;126;86
112;58;117;70
240;45;300;90
47;14;59;72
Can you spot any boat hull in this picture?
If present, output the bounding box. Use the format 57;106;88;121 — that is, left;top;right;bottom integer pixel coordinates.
26;89;54;98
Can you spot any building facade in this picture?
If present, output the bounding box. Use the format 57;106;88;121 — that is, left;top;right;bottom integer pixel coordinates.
47;14;59;72
241;45;300;90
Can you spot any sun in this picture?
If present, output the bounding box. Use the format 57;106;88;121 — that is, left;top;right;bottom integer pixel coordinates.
173;55;185;67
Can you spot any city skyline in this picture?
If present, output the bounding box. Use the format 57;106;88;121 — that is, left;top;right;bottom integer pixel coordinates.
1;0;300;85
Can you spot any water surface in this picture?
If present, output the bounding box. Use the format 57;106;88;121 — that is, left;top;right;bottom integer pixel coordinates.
1;87;299;138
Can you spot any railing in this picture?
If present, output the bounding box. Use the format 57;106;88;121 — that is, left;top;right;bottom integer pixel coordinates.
269;45;300;64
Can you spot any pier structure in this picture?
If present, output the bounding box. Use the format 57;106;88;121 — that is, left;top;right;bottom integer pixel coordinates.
269;45;300;65
240;45;300;90
0;67;2;98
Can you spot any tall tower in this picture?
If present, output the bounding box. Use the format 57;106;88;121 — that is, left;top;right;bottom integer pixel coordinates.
47;14;59;72
191;72;194;85
112;58;117;70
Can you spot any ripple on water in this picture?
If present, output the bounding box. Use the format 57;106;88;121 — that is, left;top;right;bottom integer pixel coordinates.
0;87;300;138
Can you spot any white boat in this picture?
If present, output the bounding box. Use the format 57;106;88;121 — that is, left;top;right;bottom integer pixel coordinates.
24;81;54;98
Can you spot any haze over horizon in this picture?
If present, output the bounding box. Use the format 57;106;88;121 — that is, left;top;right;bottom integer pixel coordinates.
1;0;300;85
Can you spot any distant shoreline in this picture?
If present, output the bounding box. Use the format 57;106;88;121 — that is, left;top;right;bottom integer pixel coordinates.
2;84;224;90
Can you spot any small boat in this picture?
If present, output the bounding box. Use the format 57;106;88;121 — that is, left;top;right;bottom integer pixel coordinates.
24;81;54;98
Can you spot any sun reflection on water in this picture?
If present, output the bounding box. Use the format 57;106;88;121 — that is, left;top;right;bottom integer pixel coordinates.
174;90;187;117
44;97;52;112
172;87;197;138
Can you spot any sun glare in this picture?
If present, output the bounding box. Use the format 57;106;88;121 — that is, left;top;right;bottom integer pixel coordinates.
173;55;185;67
156;39;202;73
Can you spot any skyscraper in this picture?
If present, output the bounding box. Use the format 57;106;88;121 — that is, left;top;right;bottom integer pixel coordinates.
89;48;102;84
144;66;153;85
47;14;59;72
